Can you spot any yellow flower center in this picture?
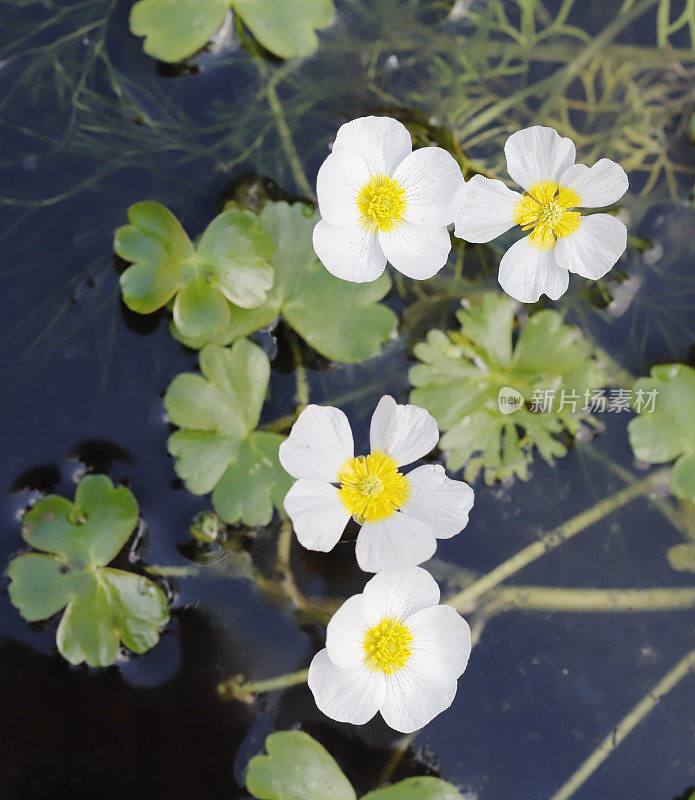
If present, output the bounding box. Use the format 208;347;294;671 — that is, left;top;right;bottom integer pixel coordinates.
337;450;409;523
513;180;581;249
363;616;413;674
356;175;407;232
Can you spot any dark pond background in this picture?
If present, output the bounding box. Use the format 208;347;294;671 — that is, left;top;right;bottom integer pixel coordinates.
1;1;694;798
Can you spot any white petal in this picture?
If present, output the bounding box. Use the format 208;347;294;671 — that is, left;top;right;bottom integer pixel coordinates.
369;395;439;466
378;222;451;279
454;174;522;243
333;116;412;176
316;147;370;225
392;147;464;226
356;515;437;572
313;219;386;283
325;594;371;668
308;649;386;725
283;479;350;553
559;159;629;208
400;464;474;539
362;566;441;621
406;604;472;678
379;649;457;733
554;214;627;280
279;404;354;482
505;126;576;190
453;179;470;211
498;236;569;303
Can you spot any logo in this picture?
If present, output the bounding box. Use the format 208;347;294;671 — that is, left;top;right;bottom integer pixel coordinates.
497;386;524;415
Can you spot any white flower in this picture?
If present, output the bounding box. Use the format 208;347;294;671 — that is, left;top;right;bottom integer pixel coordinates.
313;116;464;283
308;567;472;733
454;125;629;303
278;395;474;573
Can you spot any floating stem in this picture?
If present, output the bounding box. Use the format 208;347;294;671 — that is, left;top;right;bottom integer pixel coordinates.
257;60;315;200
218;667;310;702
545;647;695;800
449;469;670;612
494;585;695;613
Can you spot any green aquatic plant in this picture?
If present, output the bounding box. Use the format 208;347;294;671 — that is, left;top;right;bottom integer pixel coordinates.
628;363;695;505
668;542;695;573
409;293;608;483
4;0;695;795
174;202;397;364
246;730;461;800
190;510;226;544
7;475;169;667
164;339;292;526
405;0;695;199
115;202;274;341
130;0;334;62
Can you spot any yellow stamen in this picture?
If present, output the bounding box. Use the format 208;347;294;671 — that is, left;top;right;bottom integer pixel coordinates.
337;450;409;523
513;180;581;250
356;175;407;232
363;616;413;674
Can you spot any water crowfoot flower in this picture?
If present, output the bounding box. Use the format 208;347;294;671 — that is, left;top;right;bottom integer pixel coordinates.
313;116;465;283
454;125;629;303
308;567;472;733
278;395;475;572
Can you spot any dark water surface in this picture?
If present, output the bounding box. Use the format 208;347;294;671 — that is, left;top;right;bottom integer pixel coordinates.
1;1;694;799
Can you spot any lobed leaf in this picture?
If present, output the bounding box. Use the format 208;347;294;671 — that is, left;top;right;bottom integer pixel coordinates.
164;340;290;525
246;730;356;800
628;363;695;504
245;731;462;800
410;293;607;484
129;0;334;62
232;0;335;59
7;476;169;667
116;202;274;341
174;202;397;363
130;0;231;63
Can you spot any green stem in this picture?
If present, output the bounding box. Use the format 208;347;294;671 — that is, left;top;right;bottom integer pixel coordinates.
218;667;310;702
288;330;310;409
145;565;200;577
276;515;306;610
458;0;659;140
579;444;692;538
378;733;418;786
545;648;695;800
259;410;302;434
448;470;669;612
536;0;660;117
464;37;695;67
494;585;695;612
257;61;315;200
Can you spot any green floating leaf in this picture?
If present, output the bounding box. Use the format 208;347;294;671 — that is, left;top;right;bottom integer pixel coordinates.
130;0;334;62
130;0;231;63
409;293;607;484
174;202;397;363
165;339;292;526
246;730;356;800
233;0;334;59
115;201;274;341
628;363;695;504
362;777;462;800
7;475;169;667
245;731;462;800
